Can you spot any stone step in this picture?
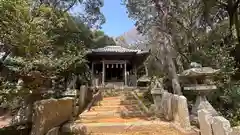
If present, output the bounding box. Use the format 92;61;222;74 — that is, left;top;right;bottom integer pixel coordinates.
89;107;131;112
120;110;146;118
103;96;122;100
120;105;141;110
80;111;121;120
103;92;123;96
120;100;138;105
83;121;165;134
100;100;138;106
93;108;142;114
91;105;140;112
90;107;119;112
97;100;138;106
77;117;147;123
101;99;121;104
100;102;121;106
80;110;145;121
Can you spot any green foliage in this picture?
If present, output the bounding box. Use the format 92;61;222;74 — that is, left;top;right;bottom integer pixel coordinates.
209;83;240;126
0;0;113;110
0;0;51;57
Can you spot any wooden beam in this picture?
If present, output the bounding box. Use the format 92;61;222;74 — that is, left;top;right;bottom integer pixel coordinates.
101;60;130;64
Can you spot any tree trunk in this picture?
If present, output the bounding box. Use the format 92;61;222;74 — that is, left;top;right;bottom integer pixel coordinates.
151;0;182;95
164;37;182;95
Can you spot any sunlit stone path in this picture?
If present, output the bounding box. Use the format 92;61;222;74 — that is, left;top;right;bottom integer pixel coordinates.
76;90;186;135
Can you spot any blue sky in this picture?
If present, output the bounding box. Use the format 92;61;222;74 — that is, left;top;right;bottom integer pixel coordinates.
100;0;135;37
71;0;135;37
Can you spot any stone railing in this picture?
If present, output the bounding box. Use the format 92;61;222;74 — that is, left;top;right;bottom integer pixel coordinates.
5;85;90;135
30;96;87;135
198;109;240;135
31;97;75;135
177;63;240;135
62;85;89;119
151;88;191;131
150;63;240;135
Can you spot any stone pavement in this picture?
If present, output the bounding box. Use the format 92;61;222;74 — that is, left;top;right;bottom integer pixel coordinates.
77;91;185;135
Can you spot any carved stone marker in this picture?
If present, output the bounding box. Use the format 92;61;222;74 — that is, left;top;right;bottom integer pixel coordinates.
198;109;213;135
212;116;232;135
160;92;173;121
171;94;179;123
178;96;191;130
151;87;165;118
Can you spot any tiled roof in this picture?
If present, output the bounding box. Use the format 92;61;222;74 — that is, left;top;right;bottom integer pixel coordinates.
91;46;141;53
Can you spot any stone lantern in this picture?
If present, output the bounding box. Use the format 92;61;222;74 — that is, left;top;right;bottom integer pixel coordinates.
179;62;220;124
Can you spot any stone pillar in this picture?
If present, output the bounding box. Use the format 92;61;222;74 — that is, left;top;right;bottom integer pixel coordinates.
212;116;232;135
151;88;163;110
151;87;164;117
198;109;213;135
102;60;105;86
78;85;87;113
124;61;127;86
177;96;191;130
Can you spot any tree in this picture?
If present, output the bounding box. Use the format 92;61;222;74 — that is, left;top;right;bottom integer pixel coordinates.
123;0;183;95
124;0;240;125
0;0;108;105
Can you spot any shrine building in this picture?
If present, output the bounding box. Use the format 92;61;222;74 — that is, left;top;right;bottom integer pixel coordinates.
86;46;150;87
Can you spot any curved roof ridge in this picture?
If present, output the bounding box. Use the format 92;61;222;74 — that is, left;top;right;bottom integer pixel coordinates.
91;45;142;53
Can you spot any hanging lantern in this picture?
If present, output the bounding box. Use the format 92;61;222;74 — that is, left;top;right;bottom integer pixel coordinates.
107;64;109;68
116;64;118;68
120;64;123;68
112;64;114;68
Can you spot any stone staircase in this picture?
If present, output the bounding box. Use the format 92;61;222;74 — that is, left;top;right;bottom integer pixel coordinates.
77;90;184;135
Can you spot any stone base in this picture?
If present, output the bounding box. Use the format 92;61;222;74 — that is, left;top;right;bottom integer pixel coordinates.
191;95;218;117
61;122;87;135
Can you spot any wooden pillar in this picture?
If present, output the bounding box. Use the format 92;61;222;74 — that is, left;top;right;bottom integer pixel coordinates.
91;62;94;86
134;64;137;86
102;60;105;86
124;61;127;86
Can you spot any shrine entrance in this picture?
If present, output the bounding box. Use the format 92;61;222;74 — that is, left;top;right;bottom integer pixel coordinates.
86;46;149;87
105;64;124;82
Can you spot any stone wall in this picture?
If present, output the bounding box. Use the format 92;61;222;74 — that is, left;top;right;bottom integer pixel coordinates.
62;85;89;119
151;89;191;130
31;97;74;135
198;109;240;135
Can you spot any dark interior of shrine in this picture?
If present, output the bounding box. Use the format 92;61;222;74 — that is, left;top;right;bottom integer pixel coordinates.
92;63;133;82
105;66;123;82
